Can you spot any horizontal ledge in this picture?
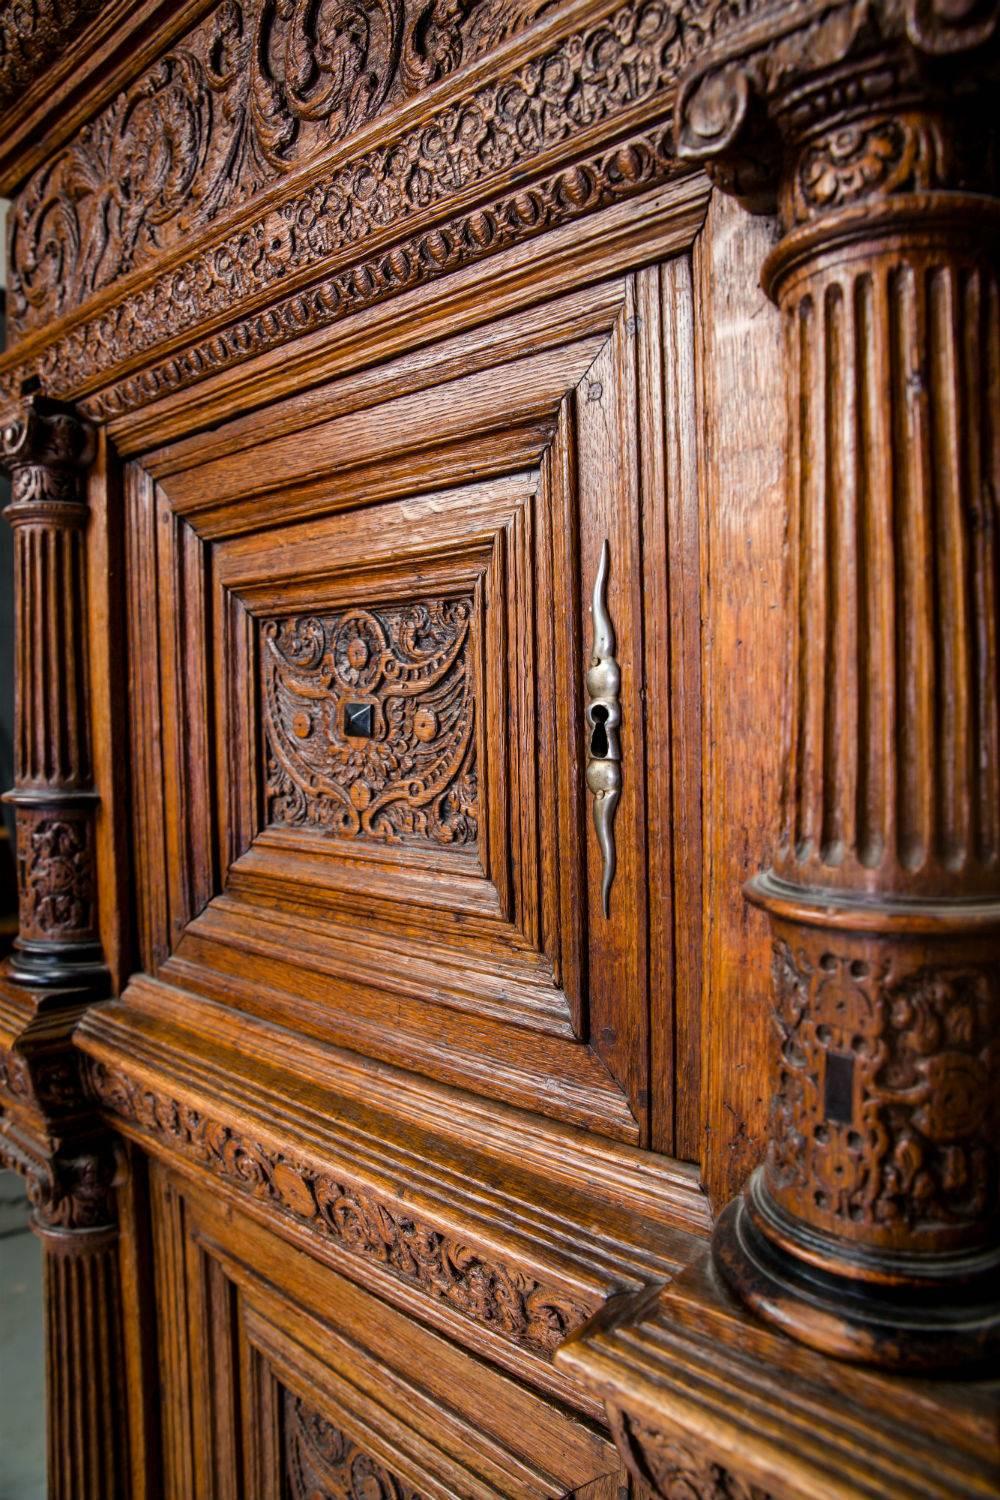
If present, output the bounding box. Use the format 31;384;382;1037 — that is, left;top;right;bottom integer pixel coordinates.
745;871;1000;935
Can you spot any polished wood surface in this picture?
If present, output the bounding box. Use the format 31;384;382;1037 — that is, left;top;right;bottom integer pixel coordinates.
0;1;996;1496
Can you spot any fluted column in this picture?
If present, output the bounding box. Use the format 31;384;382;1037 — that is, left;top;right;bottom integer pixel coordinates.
1;393;105;991
676;2;999;1370
0;393;127;1496
30;1152;129;1500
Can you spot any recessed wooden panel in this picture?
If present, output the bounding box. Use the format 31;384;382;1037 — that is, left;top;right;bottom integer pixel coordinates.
124;271;703;1147
147;1162;627;1500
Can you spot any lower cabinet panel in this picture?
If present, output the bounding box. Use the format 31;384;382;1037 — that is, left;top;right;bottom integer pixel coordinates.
146;1157;630;1500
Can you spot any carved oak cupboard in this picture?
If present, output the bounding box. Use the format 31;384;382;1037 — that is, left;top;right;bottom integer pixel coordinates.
0;2;996;1498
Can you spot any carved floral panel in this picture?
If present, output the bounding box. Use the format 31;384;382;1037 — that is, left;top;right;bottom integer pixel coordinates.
285;1390;425;1500
261;597;478;849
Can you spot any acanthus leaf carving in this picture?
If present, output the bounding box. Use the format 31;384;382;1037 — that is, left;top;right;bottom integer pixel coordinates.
608;1407;774;1500
87;1061;598;1355
6;0;571;336
3;0;753;403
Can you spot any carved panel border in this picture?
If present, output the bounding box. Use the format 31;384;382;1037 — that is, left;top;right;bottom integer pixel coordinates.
88;1059;599;1356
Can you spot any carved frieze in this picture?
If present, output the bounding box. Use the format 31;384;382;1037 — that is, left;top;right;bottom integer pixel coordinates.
2;0;743;415
285;1391;426;1500
6;0;564;335
88;1061;597;1355
262;599;478;848
0;0;107;114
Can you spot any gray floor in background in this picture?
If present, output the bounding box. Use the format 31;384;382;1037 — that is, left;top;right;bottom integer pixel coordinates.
0;1170;45;1500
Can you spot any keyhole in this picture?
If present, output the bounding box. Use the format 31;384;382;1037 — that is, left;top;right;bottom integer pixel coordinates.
590;703;610;758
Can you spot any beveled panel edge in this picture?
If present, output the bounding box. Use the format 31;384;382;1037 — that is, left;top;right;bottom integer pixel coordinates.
556;1254;1000;1500
76;980;710;1234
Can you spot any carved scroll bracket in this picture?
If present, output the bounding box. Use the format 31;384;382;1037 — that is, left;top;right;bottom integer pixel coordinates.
673;0;1000;1373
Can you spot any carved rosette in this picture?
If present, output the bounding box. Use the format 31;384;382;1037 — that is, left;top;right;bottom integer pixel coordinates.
1;394;106;991
675;0;1000;1369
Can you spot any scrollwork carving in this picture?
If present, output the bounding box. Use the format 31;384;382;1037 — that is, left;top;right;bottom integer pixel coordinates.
285;1391;426;1500
0;0;107;114
3;0;752;382
16;812;97;941
6;0;567;334
36;120;675;420
609;1407;773;1500
263;598;478;848
88;1061;597;1354
674;0;999;224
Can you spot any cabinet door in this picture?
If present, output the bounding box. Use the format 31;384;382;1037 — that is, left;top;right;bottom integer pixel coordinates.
148;1160;627;1500
124;264;700;1149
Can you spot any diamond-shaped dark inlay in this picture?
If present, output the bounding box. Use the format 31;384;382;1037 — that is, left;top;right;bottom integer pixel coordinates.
344;702;374;739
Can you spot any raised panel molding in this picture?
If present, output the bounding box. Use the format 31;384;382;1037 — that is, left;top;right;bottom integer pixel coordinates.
117;270;703;1144
146;1159;629;1497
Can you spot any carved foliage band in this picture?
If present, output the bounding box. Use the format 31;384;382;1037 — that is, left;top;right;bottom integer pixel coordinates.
769;935;999;1249
263;599;478;848
2;0;742;414
285;1390;425;1500
88;1062;596;1355
8;0;556;335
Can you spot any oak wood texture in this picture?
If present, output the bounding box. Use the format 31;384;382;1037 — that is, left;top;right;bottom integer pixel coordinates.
559;1253;1000;1500
118;259;710;1150
0;0;997;1496
675;0;1000;1375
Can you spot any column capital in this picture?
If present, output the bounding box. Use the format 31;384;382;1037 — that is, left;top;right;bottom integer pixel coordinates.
1;392;95;518
674;0;999;225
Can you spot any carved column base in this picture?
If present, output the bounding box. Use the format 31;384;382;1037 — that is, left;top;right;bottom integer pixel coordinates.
713;887;1000;1372
8;792;107;993
34;1218;129;1500
714;1174;1000;1374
